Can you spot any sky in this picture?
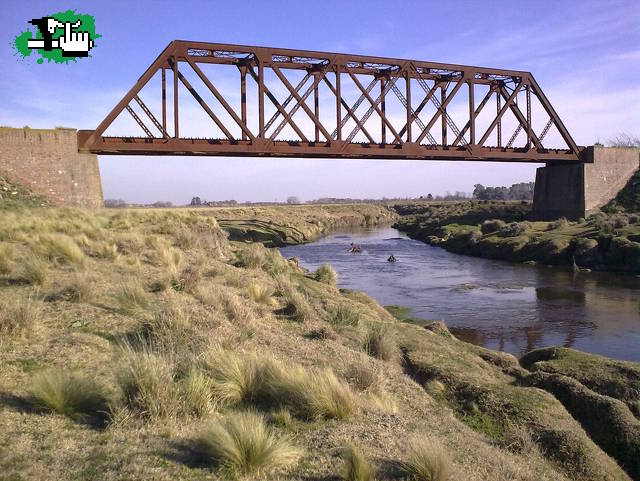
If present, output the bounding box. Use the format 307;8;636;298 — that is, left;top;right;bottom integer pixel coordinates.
1;0;639;204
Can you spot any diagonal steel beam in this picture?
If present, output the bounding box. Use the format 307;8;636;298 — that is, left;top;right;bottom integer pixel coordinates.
415;78;465;145
245;65;308;142
186;56;255;140
398;80;440;139
173;63;234;140
498;85;543;150
265;73;310;132
478;81;523;146
269;73;324;141
134;95;168;138
271;64;332;142
332;77;377;138
346;70;404;144
125;105;153;138
322;76;376;143
453;85;497;146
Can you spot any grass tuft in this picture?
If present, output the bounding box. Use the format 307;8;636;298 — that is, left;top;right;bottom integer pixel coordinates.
0;295;41;338
402;438;453;481
247;282;276;306
0;243;15;274
180;367;215;417
331;304;362;327
37;233;86;265
30;370;108;421
340;444;373;481
363;324;399;362
64;273;94;303
191;411;302;476
315;263;338;286
116;282;149;315
21;253;48;285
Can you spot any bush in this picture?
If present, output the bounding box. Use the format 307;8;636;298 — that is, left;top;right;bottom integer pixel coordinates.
362;324;399;362
192;411;301;476
480;219;506;234
402;438;453;481
0;243;15;274
21;253;48;285
30;370;108;421
0;295;41;338
340;444;373;481
498;221;530;237
116;282;149;315
315;263;338;286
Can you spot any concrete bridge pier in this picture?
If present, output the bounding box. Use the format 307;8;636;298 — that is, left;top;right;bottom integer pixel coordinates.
532;146;639;220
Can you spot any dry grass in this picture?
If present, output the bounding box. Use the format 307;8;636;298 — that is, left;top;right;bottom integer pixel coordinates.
116;282;149;315
0;243;15;274
63;273;94;303
344;361;379;392
237;243;266;269
180;367;215;417
30;370;108;421
315;263;338;286
276;275;314;322
331;304;362;327
21;253;48;285
363;324;399;362
340;444;373;481
36;233;86;266
247;282;276;306
192;411;302;476
401;438;453;481
0;294;41;338
200;347;262;407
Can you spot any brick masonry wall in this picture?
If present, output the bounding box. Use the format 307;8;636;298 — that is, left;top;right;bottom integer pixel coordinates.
0;127;103;208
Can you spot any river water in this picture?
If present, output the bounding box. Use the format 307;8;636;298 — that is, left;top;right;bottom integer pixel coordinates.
280;227;640;362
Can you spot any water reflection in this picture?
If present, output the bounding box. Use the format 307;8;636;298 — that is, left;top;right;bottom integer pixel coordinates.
280;227;640;361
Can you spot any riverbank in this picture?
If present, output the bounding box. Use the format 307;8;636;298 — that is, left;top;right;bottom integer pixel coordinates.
392;200;640;274
0;205;638;480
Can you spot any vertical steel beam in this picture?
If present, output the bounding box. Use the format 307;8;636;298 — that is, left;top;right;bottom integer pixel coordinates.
173;55;178;138
526;83;531;149
381;77;386;144
441;85;447;146
405;72;411;142
468;79;475;145
240;66;247;141
335;66;341;141
497;88;502;147
258;60;265;138
314;73;320;142
161;67;166;134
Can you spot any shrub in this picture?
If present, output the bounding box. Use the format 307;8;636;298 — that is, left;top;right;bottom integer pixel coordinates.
0;295;41;338
191;411;301;476
21;253;48;285
402;438;453;481
0;243;15;274
315;263;338;286
362;324;399;362
116;282;149;315
248;283;276;306
116;345;180;420
340;444;373;481
30;370;108;421
480;219;506;235
498;221;530;237
612;215;629;229
331;304;362;327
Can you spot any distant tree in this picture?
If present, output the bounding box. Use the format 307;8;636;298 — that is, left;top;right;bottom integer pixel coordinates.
427;193;433;201
608;133;640;148
286;196;299;204
473;182;534;201
104;199;127;208
190;196;202;206
151;201;173;208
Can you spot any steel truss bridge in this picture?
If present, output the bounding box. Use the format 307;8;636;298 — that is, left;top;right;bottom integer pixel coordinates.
79;41;583;163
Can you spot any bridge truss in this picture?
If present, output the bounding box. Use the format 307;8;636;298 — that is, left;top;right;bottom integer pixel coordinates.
78;41;583;162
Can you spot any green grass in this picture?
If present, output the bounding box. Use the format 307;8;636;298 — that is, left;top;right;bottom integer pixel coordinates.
331;304;362;327
191;411;302;476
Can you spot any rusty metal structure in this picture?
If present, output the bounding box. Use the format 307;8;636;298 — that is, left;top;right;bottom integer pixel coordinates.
78;40;583;162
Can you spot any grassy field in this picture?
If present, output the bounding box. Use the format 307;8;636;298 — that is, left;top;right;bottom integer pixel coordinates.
0;204;638;480
393;200;640;274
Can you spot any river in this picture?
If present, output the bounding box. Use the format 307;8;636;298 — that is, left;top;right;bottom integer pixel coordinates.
280;227;640;362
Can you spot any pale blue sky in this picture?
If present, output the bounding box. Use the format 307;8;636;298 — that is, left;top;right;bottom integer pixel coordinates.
1;0;638;203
